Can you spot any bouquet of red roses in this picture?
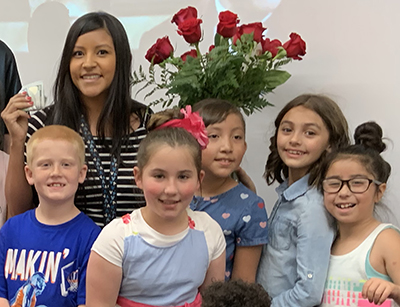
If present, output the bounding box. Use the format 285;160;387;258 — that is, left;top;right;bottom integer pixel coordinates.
133;6;306;115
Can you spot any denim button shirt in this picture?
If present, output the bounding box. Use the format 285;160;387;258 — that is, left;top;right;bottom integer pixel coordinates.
257;174;335;307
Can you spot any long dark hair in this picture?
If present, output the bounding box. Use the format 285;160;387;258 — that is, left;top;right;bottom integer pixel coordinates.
264;94;350;186
52;11;145;157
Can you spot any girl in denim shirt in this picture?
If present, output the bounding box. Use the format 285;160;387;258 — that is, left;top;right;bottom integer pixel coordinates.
319;122;400;307
257;94;350;306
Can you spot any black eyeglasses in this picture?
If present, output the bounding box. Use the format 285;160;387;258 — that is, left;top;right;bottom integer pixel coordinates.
322;178;382;194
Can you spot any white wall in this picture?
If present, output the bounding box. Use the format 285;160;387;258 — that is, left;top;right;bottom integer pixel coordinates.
243;0;400;225
1;0;399;223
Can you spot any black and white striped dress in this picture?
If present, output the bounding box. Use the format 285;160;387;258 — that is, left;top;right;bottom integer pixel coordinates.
27;106;147;227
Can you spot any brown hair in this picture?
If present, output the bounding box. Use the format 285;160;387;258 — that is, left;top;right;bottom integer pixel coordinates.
318;121;391;191
264;94;350;185
137;108;202;177
26;125;85;166
193;98;245;131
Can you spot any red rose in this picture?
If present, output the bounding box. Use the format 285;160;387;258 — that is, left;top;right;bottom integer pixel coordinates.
181;49;198;62
217;11;239;38
283;32;306;60
177;18;203;44
208;45;215;52
233;22;266;44
171;6;197;27
262;38;282;57
145;36;173;64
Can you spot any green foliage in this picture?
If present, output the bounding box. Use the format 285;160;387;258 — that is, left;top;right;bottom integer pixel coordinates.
132;33;293;115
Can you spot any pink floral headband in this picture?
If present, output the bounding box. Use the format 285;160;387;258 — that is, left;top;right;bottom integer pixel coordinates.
157;105;209;149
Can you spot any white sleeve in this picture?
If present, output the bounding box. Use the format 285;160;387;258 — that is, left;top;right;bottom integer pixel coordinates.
91;218;126;267
192;210;226;262
208;217;226;261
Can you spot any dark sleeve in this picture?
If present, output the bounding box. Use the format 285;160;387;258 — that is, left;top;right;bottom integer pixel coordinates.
3;46;22;104
0;40;22;134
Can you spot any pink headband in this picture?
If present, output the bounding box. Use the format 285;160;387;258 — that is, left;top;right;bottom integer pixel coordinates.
157;105;209;149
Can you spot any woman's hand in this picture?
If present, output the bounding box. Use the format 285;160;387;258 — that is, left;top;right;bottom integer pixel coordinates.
1;93;33;144
1;93;35;216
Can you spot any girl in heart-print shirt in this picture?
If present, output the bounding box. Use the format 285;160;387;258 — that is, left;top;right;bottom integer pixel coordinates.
190;98;269;282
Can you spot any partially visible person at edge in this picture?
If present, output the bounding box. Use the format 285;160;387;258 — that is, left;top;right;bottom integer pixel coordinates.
1;12;149;227
0;40;22;227
256;94;350;306
0;150;8;228
191;99;268;283
201;279;271;307
0;40;22;152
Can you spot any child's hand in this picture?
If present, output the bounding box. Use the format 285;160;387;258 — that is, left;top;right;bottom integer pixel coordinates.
362;277;400;305
1;92;32;143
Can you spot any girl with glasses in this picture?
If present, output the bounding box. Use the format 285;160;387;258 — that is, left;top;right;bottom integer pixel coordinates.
319;121;400;307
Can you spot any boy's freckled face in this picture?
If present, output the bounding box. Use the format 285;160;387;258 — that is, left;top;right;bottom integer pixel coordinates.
25;139;87;205
201;113;247;179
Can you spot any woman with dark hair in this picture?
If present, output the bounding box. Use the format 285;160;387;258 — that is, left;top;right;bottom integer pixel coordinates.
1;12;148;227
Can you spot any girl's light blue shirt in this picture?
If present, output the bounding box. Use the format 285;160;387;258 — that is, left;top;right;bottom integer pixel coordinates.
257;174;335;307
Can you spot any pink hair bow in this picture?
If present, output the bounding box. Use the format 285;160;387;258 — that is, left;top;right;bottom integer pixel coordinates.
157;105;209;149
